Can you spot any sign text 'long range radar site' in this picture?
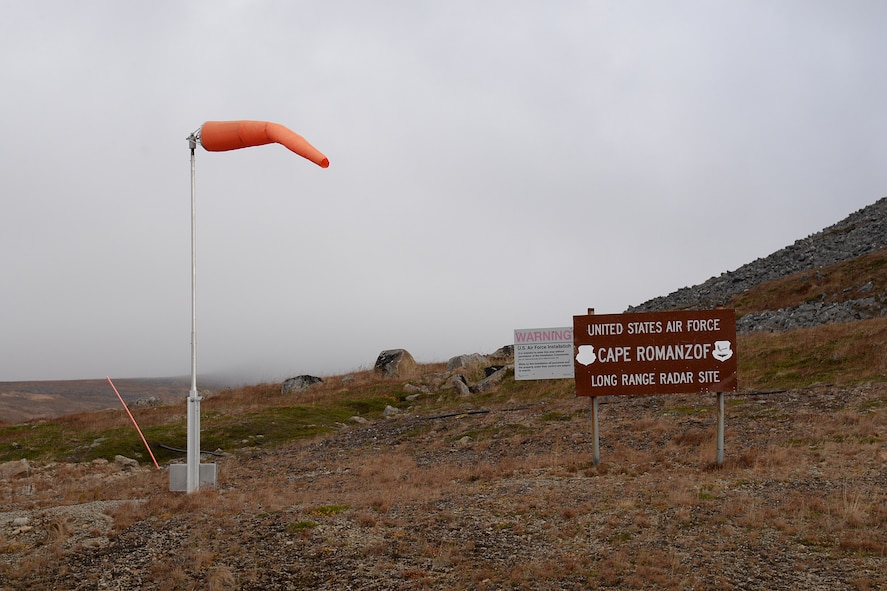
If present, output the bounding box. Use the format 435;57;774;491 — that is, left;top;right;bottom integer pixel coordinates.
573;309;738;397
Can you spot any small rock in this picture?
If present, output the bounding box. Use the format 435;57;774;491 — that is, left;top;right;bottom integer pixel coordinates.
448;376;471;397
350;416;368;425
0;459;30;479
133;396;162;408
483;365;506;377
403;383;429;394
114;455;139;469
383;405;401;417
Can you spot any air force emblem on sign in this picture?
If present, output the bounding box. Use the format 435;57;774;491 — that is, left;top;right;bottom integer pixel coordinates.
575;345;597;366
712;340;733;362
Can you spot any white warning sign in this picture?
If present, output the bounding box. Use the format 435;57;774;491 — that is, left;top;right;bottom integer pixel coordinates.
514;327;574;380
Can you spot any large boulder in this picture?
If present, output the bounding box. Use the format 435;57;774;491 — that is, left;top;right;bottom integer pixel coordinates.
282;375;324;394
446;353;488;372
474;365;511;393
374;349;417;377
489;345;514;360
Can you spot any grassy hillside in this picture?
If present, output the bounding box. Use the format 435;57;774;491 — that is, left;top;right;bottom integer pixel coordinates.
0;248;885;589
0;312;885;466
0;248;885;464
730;246;887;389
738;317;887;390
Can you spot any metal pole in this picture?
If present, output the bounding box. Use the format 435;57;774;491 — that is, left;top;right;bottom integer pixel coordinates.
590;396;600;465
716;392;725;466
187;134;201;493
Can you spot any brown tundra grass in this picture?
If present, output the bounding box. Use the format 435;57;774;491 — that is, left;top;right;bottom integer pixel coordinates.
0;330;885;590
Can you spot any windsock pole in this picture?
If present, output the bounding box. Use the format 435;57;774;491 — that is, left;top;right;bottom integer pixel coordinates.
187;131;201;493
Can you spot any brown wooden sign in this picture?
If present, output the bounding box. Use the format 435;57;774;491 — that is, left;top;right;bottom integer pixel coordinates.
573;309;737;396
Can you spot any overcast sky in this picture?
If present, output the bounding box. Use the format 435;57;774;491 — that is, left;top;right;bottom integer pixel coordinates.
2;1;886;383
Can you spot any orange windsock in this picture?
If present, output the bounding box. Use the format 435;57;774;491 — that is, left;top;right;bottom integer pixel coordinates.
200;120;329;168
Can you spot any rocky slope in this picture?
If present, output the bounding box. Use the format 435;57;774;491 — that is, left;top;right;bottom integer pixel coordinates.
627;196;887;332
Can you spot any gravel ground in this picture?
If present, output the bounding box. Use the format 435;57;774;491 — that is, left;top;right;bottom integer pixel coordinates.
1;383;885;590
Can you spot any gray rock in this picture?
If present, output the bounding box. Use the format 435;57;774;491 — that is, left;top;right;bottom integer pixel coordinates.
446;353;488;371
403;383;429;394
282;375;324;394
419;372;449;390
484;365;506;377
489;345;515;360
374;349;417;377
446;375;471;396
0;459;30;479
114;455;139;469
474;366;511;393
133;396;162;408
